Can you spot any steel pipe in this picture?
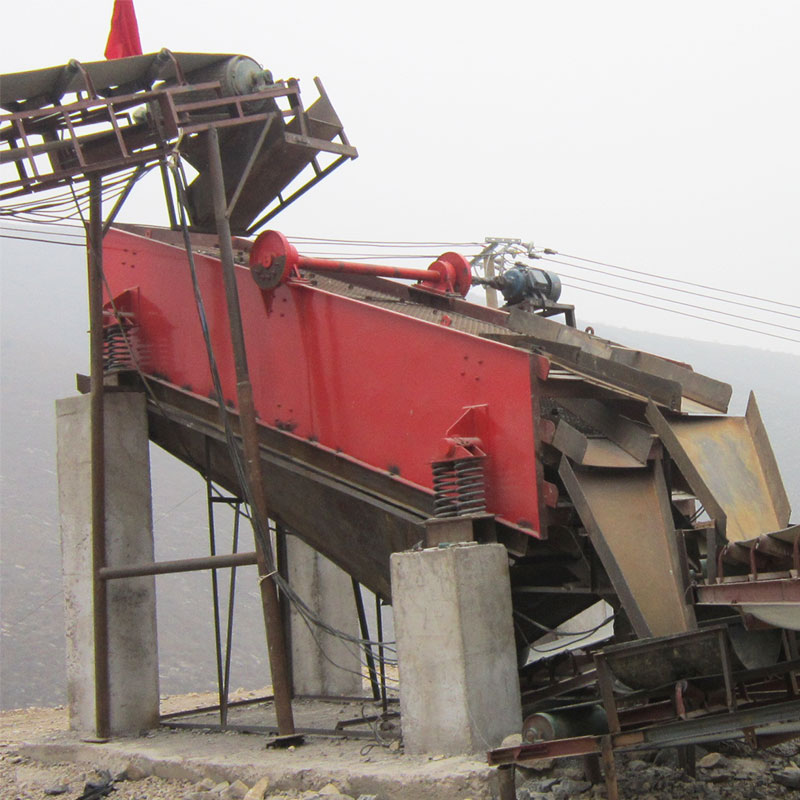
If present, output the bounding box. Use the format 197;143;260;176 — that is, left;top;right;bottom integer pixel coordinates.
296;256;441;282
249;229;472;296
87;176;110;741
99;551;258;580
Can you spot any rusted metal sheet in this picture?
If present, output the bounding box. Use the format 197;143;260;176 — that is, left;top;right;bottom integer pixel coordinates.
550;419;646;468
595;626;734;691
183;84;357;233
559;457;696;638
646;395;791;542
745;393;792;527
556;398;653;464
696;578;800;605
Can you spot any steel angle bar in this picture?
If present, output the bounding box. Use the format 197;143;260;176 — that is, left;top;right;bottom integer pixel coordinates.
226;115;277;219
162;721;382;740
245;155;350;234
696;578;800;606
159;693;275;720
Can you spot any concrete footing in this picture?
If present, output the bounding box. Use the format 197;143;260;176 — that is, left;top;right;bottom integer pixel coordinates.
56;392;159;735
391;542;522;755
286;536;362;697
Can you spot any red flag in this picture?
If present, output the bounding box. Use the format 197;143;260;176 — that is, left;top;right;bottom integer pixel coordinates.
104;0;143;60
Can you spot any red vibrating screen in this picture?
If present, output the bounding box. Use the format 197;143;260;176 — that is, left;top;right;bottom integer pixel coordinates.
101;227;550;536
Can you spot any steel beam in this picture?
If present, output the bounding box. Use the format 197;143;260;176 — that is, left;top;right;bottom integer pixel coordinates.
87;176;110;740
207;127;296;738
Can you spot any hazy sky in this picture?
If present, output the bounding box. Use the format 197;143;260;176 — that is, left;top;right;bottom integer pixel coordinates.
2;0;799;354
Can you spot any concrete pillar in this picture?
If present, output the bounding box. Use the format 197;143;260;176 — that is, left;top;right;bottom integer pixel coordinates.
391;542;522;755
56;392;159;735
286;536;362;697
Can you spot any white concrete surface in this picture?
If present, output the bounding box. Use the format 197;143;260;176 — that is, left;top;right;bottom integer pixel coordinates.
286;536;362;697
56;392;159;735
391;542;522;755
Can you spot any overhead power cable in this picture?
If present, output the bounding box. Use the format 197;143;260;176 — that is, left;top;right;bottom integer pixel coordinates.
0;232;84;247
287;235;482;247
556;251;800;312
293;250;483;261
551;269;800;335
0;223;86;239
559;280;800;345
540;255;800;322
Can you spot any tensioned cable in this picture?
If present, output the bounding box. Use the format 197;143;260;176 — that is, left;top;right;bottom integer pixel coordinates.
0;223;86;239
559;280;800;345
0;232;84;247
291;251;483;261
556;250;800;312
286;235;482;247
551;270;800;334
540;255;800;321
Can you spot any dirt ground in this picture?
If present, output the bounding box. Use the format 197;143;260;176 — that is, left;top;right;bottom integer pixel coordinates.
3;692;800;800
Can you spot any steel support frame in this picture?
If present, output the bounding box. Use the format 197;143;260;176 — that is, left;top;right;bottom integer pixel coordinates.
206;127;297;739
87;176;109;739
0;79;305;199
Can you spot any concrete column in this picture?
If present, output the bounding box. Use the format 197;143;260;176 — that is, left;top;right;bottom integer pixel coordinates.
286;536;362;697
391;542;522;755
56;392;159;735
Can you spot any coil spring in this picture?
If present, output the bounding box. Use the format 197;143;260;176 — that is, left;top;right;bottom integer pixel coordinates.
432;456;486;518
103;325;135;372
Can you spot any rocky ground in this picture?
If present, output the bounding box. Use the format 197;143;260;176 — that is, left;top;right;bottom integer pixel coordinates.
2;699;800;799
515;739;800;800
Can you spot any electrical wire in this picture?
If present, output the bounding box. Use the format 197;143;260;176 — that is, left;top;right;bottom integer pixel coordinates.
288;251;483;261
513;607;616;638
556;251;800;312
558;280;800;345
550;269;800;335
0;223;85;239
513;608;616;655
539;255;800;322
286;235;482;247
0;232;84;247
